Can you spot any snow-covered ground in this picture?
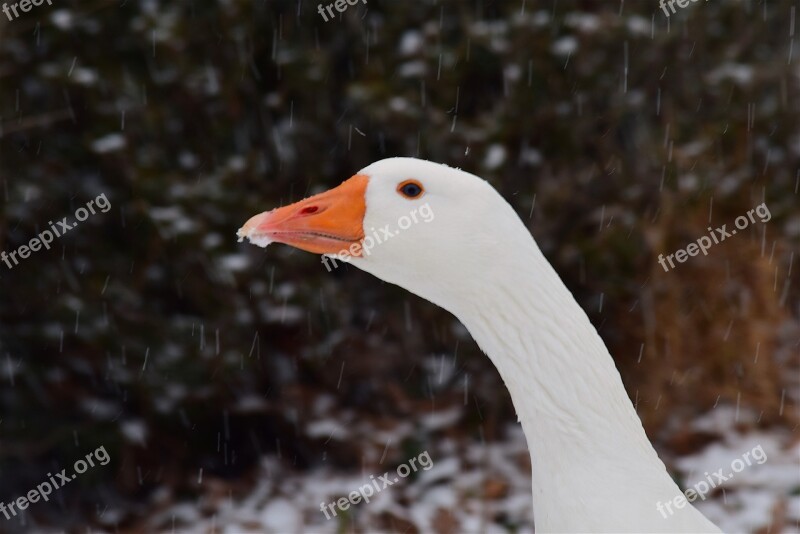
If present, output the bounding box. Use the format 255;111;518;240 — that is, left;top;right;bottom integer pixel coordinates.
134;404;798;533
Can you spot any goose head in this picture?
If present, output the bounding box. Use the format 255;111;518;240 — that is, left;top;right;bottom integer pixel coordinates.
239;157;536;317
238;157;721;532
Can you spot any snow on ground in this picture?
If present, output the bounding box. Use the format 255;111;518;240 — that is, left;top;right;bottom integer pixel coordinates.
677;406;800;534
140;404;798;533
144;426;533;533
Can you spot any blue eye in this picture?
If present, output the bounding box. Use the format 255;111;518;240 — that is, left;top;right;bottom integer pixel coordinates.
398;180;424;199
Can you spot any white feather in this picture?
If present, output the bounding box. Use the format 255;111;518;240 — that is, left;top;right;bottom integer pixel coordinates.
344;157;721;533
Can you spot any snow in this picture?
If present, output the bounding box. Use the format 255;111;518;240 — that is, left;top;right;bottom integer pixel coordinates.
217;254;251;272
147;426;535;532
398;61;427;78
784;216;800;237
564;13;601;33
4;2;796;532
305;419;349;441
261;499;303;532
627;15;651;36
71;67;99;86
388;96;412;112
519;147;543;167
50;9;75;30
91;133;127;154
399;31;424;56
667;405;800;532
146;407;798;533
237;226;273;248
120;419;148;446
419;406;461;430
483;145;507;170
552;36;579;57
149;206;197;236
707;63;756;86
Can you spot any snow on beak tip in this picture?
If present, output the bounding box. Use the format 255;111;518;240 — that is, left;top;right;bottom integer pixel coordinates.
237;212;274;248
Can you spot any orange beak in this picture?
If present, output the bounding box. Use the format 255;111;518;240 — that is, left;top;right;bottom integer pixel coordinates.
238;174;368;256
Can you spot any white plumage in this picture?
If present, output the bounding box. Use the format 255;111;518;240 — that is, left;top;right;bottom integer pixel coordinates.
241;157;722;532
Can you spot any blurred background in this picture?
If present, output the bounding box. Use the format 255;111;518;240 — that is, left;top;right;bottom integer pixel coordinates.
0;0;798;532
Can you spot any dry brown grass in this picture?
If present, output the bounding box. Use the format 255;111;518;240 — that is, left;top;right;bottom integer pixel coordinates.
621;197;793;436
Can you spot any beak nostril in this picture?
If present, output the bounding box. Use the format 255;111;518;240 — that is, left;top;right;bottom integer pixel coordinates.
299;205;319;216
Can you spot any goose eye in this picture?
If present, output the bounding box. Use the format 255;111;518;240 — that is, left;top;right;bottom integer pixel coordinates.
397;180;424;199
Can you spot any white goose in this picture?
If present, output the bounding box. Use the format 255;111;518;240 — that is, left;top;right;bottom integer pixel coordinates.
239;158;721;533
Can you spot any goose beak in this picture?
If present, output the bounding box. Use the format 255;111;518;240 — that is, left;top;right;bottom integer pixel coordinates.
238;174;368;256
